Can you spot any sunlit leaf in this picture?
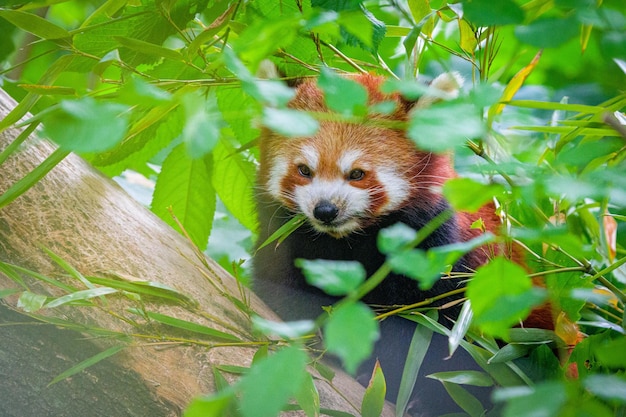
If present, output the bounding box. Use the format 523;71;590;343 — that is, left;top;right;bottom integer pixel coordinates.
183;390;234;417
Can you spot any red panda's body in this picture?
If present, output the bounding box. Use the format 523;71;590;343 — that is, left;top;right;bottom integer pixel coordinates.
253;74;554;416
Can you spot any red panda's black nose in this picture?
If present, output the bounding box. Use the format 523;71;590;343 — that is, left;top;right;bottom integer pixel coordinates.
313;201;339;224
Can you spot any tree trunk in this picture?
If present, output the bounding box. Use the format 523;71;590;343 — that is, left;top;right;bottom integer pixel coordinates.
0;89;393;417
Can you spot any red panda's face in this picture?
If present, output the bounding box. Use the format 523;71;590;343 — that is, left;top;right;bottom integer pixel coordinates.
262;127;414;238
258;74;453;238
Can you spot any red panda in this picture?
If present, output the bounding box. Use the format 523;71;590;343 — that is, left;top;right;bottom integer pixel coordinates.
253;73;556;416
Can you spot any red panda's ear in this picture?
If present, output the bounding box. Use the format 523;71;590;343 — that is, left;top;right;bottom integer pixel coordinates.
411;72;464;109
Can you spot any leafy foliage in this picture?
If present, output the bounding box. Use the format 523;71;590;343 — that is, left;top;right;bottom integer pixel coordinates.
1;0;626;416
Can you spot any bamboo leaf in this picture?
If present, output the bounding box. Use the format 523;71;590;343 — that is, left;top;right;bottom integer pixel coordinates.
361;360;386;417
255;214;306;251
86;275;197;306
48;345;125;386
136;310;241;342
45;287;118;308
0;9;71;40
395;317;433;417
0;148;70;209
17;291;48;312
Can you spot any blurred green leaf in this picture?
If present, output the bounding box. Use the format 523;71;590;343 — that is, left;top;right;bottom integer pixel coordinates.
318;67;368;116
496;382;568;417
443;178;505;213
17;291;47;313
295;372;320;417
408;101;485;152
428;370;494;387
462;0;525;26
183;390;235;417
237;345;308;417
584;375;626;403
181;91;223;157
252;316;315;339
42;97;130;153
296;259;366;296
262;108;320;137
467;257;547;338
515;16;579;48
324;302;379;374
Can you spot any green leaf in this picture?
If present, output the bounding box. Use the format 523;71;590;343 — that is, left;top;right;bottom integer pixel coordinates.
440;381;486;417
0;9;70;40
17;291;47;312
212;140;258;231
295;372;320;417
428;370;494;387
583;375;626;403
262;108;320;137
183;390;235;417
48;345;125;386
151;144;215;250
42;97;130;153
0;288;21;299
408;101;485;152
443;178;505;213
237;345;308;417
255;215;307;251
377;223;418;255
86;275;196;307
361;361;386;417
395;317;433;417
296;259;366;296
324;302;379;374
514;16;579;48
496;382;568;417
136;310;240;342
318;67;368;116
181;91;223;157
462;0;525;26
45;287;118;309
466;257;547;338
0;148;70;209
252;316;316;339
388;233;494;289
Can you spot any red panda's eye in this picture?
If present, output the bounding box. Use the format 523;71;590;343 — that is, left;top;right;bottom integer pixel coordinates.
298;164;312;178
348;169;365;181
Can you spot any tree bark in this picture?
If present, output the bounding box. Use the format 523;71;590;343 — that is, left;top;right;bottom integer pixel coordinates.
0;89;394;417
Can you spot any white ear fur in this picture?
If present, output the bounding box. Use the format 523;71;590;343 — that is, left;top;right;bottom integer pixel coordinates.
414;72;464;108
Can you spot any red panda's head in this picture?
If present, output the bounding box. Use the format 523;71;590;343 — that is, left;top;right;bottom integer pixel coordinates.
258;73;458;238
